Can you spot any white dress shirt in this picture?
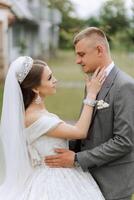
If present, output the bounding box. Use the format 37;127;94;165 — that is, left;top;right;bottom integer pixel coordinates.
105;61;115;77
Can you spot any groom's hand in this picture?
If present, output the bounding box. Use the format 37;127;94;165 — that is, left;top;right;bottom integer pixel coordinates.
45;148;75;168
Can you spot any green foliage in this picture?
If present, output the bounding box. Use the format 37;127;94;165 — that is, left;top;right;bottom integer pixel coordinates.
47;0;73;15
112;29;134;52
46;0;85;49
129;0;134;46
132;0;134;20
86;16;100;27
59;29;73;49
42;0;134;50
85;0;134;51
99;0;129;35
18;39;27;54
59;16;85;49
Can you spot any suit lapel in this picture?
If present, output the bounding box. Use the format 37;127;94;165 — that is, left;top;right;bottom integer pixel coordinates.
92;66;119;118
86;66;119;140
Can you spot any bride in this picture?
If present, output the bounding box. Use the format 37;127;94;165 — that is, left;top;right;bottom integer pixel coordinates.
0;56;106;200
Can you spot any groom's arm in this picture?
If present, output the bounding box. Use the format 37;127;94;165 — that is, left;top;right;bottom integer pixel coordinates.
77;82;134;171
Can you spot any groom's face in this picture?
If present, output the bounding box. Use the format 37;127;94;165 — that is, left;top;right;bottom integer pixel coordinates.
75;38;99;73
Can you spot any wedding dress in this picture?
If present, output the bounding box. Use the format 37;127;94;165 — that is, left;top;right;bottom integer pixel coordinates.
18;111;105;200
0;56;105;200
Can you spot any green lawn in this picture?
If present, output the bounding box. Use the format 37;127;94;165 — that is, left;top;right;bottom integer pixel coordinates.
48;50;134;120
0;50;134;120
0;51;134;198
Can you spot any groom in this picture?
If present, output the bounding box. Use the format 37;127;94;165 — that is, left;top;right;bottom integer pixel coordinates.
45;27;134;200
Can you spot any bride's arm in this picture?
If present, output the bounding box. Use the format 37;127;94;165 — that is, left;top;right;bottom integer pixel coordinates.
48;103;94;140
47;68;106;140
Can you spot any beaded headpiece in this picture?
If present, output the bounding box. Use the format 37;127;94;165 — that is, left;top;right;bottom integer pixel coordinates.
17;56;33;83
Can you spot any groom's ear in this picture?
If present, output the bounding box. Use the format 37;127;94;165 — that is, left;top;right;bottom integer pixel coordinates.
96;45;104;56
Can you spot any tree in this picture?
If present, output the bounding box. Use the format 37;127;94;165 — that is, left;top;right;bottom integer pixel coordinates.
99;0;129;35
132;0;134;21
127;0;134;47
83;0;133;51
85;16;100;28
45;0;85;49
47;0;73;16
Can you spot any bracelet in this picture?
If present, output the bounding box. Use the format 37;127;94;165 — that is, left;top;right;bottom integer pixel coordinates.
83;98;97;107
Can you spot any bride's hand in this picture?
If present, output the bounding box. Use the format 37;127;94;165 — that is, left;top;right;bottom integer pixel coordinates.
85;67;106;99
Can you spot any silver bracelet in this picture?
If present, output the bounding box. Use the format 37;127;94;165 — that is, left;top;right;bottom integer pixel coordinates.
83;98;97;107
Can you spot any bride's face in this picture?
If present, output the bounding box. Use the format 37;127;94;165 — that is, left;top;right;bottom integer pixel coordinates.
37;66;57;97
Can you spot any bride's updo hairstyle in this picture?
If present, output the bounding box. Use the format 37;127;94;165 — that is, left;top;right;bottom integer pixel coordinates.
20;60;47;110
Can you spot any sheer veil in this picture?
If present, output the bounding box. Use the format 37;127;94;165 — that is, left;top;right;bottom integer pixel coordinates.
0;57;34;199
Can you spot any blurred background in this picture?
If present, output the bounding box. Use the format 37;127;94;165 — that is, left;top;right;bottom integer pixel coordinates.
0;0;134;197
0;0;134;120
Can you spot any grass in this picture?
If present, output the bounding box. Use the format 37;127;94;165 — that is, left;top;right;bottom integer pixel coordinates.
0;50;134;120
47;50;134;120
0;51;85;120
0;51;134;198
49;50;84;81
45;87;84;120
49;51;134;200
112;51;134;76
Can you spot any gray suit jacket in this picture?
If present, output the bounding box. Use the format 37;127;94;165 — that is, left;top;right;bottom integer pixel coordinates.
75;66;134;199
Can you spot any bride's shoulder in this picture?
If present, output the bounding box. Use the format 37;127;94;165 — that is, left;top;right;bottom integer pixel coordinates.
25;109;47;128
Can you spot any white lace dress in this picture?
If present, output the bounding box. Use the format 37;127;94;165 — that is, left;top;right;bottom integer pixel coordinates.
20;112;105;200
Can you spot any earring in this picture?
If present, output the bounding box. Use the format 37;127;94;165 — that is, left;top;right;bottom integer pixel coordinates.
35;93;42;104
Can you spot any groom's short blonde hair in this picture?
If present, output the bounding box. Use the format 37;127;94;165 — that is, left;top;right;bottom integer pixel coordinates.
73;27;110;52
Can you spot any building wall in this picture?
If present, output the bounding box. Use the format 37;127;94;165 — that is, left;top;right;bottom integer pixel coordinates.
0;0;62;81
8;22;40;62
0;10;8;81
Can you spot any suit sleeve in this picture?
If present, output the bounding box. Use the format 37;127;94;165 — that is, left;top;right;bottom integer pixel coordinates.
77;82;134;171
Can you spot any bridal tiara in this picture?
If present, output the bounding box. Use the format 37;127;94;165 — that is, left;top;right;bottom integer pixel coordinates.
17;56;33;83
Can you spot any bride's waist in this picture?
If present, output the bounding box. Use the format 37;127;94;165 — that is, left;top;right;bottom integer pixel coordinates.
31;150;69;168
29;143;69;168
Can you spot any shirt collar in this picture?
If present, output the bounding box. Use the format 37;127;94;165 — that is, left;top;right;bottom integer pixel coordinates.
105;61;114;77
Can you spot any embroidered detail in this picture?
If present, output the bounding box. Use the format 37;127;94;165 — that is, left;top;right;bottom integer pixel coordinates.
17;56;33;83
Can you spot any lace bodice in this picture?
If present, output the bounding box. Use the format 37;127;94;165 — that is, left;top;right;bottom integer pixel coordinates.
25;112;69;167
